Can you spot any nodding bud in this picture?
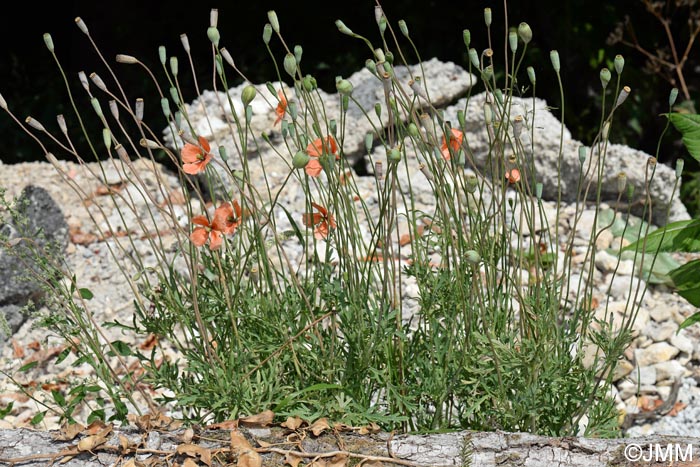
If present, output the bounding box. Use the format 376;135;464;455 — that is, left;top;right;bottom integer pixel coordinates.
374;160;383;181
617;172;627;193
108;100;119;120
180;34;190;53
578;146;587;164
550;50;560;72
465;250;481;265
221;48;235;67
160;97;171;117
283;53;297;77
241;84;257;106
527;66;536;85
210;8;218;28
140;138;160;149
484;8;492;26
135;98;144;122
536;182;543;200
207;27;220;46
170;56;178;76
335;19;353;36
75;17;89;35
292;151;310;169
116;54;138;64
158;46;166;65
90;97;103;118
669;88;678;107
25;117;45;132
388;147;401;162
614;54;624;75
468;48;479;69
57;114;67;134
263;24;272;44
0;93;6;110
409;78;427;100
509;31;518;53
90;72;107;92
103;128;112;149
463;29;471;49
365;59;377;75
615;86;631;107
78;71;90;92
481;65;494;82
294;44;303;64
676;158;684;178
398;19;409;38
513;115;524;138
336;79;353;96
518;22;532;44
267;10;279;33
43;33;54;52
600;68;611;89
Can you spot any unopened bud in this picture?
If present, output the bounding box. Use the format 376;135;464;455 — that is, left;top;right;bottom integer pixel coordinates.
599;68;611;89
140;138;160;149
336;79;353;96
135;98;144;122
408;122;419;138
116;54;138;64
388;147;401;162
75;17;89;35
669;88;678;107
676;158;684;178
241;85;257;107
419;113;436;142
578;146;587;164
170;56;178;76
374;103;382;120
465;250;481;265
161;98;171;117
616;172;627;193
468;48;479;69
602;121;610;141
25;117;45;132
210;8;218;28
263;24;272;44
614;54;624;75
483;103;493;125
90;97;103;118
57;114;67;134
484;8;492;26
463;29;471;49
365;59;377;75
374;5;384;26
108;101;119;121
398;20;409;38
550;50;560;72
365;133;373;153
303;74;317;91
219;145;228;162
335;19;354;36
518;22;532;44
207;27;220;46
509;31;518;53
221;48;235;68
180;34;190;53
158;46;166;65
170;87;180;105
292;151;309;169
0;93;6;110
89;72;106;92
43;33;54;53
103;129;112;149
615;86;631;107
283;53;297;77
536;182;543;199
527;66;536;85
466;174;478;193
481;65;494;82
374;48;386;63
294;45;303;64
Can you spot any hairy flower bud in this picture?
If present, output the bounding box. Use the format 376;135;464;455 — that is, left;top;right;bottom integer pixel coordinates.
241;85;257;107
484;8;492;27
170;56;178;77
160;97;171;117
676;158;684;178
103;128;112;149
550;50;560;72
267;10;279;33
599;68;611;89
468;48;479;69
180;34;190;53
43;33;54;53
465;250;481;265
388;147;401;162
335;19;354;36
116;54;138;64
292;151;310;169
207;27;220;47
509;31;518;53
75;17;89;35
578;146;587;165
263;24;272;44
158;46;166;65
365;133;373;153
336;79;353;96
283;53;297;78
463;29;471;49
398;20;409;38
518;22;532;44
527;66;536;85
669;88;678;107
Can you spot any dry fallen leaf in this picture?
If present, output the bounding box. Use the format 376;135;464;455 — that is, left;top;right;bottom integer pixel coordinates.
240;409;275;427
281;416;305;431
176;443;212;467
327;453;349;467
77;433;109;452
11;339;25;359
638;395;664;412
230;430;262;467
84;420;110;435
207;419;239;430
230;430;254;451
667;401;687;417
309;417;330;436
284;452;303;467
357;422;381;435
182;458;199;467
53;421;85;441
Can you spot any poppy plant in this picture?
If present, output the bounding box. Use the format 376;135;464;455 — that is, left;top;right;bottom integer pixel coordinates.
274;89;287;126
190;201;243;250
440;128;464;161
181;136;213;175
302;202;337;240
304;135;338;177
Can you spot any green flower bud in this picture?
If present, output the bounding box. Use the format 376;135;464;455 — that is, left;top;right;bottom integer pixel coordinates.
481;65;494;82
245;105;252;124
669;88;678;107
463;29;471;49
466;174;478;193
242;85;257;107
527;66;536;85
378;15;387;35
303;74;317;91
219;145;228;162
676;158;684;178
292;151;310;169
170;56;178;77
375;103;382;120
465;250;481;265
336;79;353;95
494;88;503;105
578;146;587;164
365;133;373;153
398;19;409;38
602;121;610;141
160;97;171;118
365;59;377;75
518;22;532;44
335;19;354;36
263;24;272;44
509;30;518;53
408;122;419;138
388;147;401;162
341;94;349;111
599;68;611;89
267;10;280;33
170;87;180;105
627;183;635;200
468;48;479;69
288;101;298;120
535;182;543;200
283;53;297;78
43;33;54;53
207;27;220;47
484;8;492;27
550;50;560;73
617;172;627;194
158;46;166;65
103;128;111;149
385;51;394;64
457;110;466;129
294;45;303;64
614;54;624;75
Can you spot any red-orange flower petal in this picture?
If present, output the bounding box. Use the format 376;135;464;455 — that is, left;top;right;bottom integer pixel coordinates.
440;128;464;161
208;230;223;250
306;136;338;158
506;168;521;184
190;227;209;247
274;90;287;126
305;158;323;177
191;215;211;227
181;136;213;174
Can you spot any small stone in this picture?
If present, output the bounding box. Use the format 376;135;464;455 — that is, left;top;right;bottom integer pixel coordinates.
670;332;693;355
595;229;613;250
613;360;634;381
618;380;637;400
652;360;686;382
643;321;676;342
650;305;674;323
635;342;680;366
629;365;656;386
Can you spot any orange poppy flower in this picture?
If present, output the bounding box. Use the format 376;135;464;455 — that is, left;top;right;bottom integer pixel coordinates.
181;136;213;175
304;135;339;177
440;128;464;161
302;202;337;240
190;201;243;250
274;89;287;126
505;168;521;184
